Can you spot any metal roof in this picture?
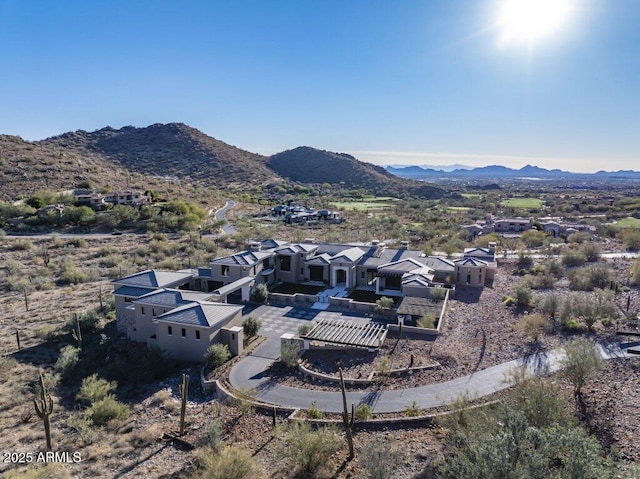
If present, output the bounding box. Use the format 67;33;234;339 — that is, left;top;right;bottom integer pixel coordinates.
112;269;193;288
302;318;387;349
210;250;272;266
113;285;157;297
133;288;215;307
155;302;242;327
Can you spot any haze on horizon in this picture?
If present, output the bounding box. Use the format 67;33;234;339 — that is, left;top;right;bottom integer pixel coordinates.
0;0;638;174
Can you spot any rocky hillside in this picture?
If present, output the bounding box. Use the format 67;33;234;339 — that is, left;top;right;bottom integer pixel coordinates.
1;123;448;201
0;134;138;201
268;146;446;199
42;123;277;189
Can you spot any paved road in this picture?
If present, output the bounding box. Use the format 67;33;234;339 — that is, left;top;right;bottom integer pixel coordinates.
214;199;237;235
230;306;640;413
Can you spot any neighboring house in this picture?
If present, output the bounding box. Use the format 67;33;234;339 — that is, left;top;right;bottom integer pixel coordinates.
104;189;148;207
461;215;533;237
540;219;597;238
271;204;342;224
36;204;65;218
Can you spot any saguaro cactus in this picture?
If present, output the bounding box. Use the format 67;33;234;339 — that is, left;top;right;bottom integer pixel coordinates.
33;373;53;451
339;367;355;460
179;373;189;436
71;313;83;353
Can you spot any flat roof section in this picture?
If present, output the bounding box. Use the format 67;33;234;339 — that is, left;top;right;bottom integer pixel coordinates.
302;318;387;349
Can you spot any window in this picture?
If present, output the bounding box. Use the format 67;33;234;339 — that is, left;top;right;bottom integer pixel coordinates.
141;306;146;315
168;326;172;335
195;330;200;340
124;297;133;303
152;308;156;316
221;265;229;276
467;273;471;284
300;268;304;275
181;328;186;337
280;256;291;271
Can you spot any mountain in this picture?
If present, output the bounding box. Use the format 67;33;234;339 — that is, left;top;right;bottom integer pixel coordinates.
386;164;640;180
268;147;447;198
42;123;276;188
1;123;449;201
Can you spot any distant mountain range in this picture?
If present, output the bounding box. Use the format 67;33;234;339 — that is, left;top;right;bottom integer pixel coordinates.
0;123;448;201
385;164;640;180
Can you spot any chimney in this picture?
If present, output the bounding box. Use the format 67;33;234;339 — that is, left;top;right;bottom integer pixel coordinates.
401;241;409;249
249;241;261;252
371;239;380;246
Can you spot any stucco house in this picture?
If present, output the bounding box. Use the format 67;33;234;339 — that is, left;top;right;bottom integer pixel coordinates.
113;238;498;360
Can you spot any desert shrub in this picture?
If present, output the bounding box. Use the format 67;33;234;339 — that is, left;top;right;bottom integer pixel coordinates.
58;261;90;284
87;396;130;426
355;403;373;420
308;401;323;419
206;344;231;369
205;418;224;452
428;287;447;302
436;386;614;479
76;374;117;405
298;322;314;336
581;243;601;262
65;238;87;248
562;251;587;268
547;259;565;277
284;422;340;478
250;283;268;303
562;318;581;332
404;401;422;417
537;294;561;320
191;446;259;479
527;273;555;289
375;296;394;310
418;312;437;329
623;230;640;251
55;345;80;378
280;341;301;368
67;413;98;446
242;315;262;339
10;238;33;251
3;463;72;479
516;252;533;269
521;230;546;248
569;264;613;291
360;439;401;479
514;283;532;307
519;313;550;342
376;356;391;376
561;337;604;396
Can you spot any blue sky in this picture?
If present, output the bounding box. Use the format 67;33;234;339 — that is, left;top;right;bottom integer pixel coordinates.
0;0;638;172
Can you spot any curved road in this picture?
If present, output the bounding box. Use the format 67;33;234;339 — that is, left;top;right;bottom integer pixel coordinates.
230;338;639;413
213;199;237;235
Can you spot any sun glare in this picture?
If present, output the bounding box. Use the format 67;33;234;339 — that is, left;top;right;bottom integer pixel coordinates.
498;0;575;45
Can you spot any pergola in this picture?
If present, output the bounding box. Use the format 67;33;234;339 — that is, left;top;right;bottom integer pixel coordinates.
301;318;387;349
